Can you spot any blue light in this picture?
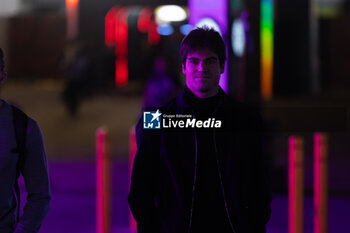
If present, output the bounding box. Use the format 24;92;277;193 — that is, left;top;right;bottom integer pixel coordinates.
157;24;174;36
180;24;193;35
231;18;246;57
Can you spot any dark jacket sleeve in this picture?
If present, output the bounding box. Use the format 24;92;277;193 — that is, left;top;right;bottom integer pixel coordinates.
128;118;160;233
14;119;50;233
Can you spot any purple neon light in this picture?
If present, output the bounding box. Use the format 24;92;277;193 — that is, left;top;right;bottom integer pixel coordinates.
188;0;229;93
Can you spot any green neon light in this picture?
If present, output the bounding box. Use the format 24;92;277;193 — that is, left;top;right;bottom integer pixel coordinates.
260;0;274;100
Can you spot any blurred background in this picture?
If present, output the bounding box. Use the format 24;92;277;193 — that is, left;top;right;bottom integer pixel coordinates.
0;0;350;232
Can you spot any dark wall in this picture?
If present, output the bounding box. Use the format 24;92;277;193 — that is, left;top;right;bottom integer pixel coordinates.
319;16;350;92
273;0;311;97
7;13;66;78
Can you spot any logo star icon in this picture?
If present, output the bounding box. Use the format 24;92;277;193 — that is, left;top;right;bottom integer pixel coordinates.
151;110;161;122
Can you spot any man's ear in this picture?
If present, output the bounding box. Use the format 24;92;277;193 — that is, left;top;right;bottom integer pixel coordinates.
182;63;186;74
220;63;225;74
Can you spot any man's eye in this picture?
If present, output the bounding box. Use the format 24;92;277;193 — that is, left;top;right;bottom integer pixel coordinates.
207;59;217;64
189;60;198;65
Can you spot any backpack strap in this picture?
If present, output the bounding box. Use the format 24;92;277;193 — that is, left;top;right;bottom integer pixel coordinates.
11;104;28;223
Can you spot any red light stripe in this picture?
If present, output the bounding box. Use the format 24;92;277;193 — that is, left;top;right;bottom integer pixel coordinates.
105;6;119;46
137;7;152;32
115;56;128;86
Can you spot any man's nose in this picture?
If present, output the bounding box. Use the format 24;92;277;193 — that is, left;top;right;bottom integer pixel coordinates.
198;61;208;71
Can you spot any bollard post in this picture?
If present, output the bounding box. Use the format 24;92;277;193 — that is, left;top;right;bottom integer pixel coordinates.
96;127;111;233
288;136;304;233
314;133;328;233
129;126;137;232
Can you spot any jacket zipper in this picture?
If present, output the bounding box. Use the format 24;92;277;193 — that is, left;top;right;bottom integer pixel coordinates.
187;121;198;233
212;105;237;233
188;110;237;233
213;128;237;233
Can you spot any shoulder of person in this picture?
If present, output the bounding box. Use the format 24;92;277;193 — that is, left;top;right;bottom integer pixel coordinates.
10;103;44;137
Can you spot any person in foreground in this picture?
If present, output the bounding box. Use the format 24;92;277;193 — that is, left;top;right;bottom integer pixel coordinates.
129;27;271;233
0;48;50;233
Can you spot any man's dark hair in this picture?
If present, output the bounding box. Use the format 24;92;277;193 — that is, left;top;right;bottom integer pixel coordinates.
180;27;226;68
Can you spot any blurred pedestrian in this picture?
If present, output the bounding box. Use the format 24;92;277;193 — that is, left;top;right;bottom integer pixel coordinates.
142;56;181;109
62;41;90;117
0;48;50;233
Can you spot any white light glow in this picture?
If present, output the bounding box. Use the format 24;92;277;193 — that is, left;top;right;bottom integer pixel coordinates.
155;5;187;24
195;17;222;35
231;19;246;57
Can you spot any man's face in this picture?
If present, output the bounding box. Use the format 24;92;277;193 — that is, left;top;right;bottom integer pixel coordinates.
182;48;224;98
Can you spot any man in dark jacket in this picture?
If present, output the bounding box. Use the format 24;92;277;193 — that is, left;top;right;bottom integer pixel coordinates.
0;48;50;232
129;27;271;233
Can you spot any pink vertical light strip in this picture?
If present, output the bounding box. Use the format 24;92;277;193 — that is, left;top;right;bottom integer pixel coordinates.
96;129;105;233
129;127;137;231
288;136;296;233
289;136;303;233
314;132;328;233
314;132;321;233
96;128;111;233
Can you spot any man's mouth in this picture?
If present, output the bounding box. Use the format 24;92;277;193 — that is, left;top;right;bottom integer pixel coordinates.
195;75;210;79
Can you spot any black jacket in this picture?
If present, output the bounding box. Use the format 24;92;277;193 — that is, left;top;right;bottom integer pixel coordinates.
129;88;271;233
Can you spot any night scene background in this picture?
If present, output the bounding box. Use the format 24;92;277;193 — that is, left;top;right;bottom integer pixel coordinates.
0;0;350;232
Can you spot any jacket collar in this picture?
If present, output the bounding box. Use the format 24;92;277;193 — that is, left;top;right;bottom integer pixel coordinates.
175;86;233;114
